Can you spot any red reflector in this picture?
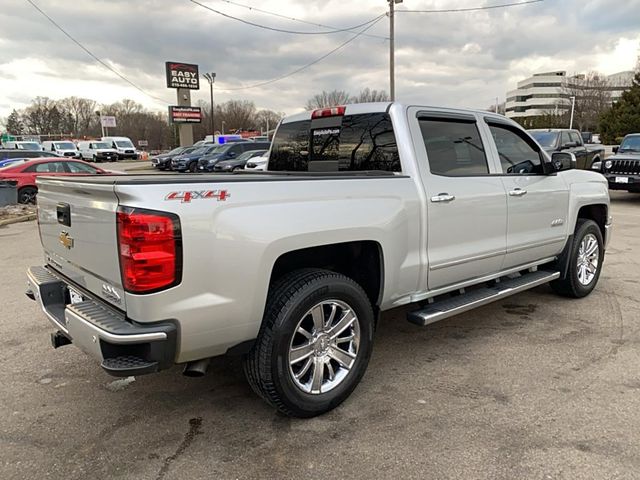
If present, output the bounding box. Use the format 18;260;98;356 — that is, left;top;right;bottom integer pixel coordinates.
311;106;346;119
116;207;182;294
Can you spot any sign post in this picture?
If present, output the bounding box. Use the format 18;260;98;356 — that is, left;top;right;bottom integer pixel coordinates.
165;61;200;147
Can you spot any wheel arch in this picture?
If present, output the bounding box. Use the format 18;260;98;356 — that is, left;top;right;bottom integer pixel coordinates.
269;240;385;309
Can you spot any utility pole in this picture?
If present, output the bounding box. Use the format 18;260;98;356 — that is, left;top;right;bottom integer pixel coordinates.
495;97;499;114
388;0;403;101
203;72;216;135
569;95;576;129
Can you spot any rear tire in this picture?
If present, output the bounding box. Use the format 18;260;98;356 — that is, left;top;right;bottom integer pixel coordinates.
551;219;603;298
244;269;374;418
18;186;38;204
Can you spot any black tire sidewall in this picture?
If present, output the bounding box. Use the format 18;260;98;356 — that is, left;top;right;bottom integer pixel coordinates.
568;220;604;297
270;276;374;416
18;187;37;204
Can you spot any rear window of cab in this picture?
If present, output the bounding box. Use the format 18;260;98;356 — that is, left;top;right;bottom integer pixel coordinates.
269;113;401;172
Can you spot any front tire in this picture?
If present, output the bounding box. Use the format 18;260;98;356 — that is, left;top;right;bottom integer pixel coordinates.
244;269;374;417
551;219;604;298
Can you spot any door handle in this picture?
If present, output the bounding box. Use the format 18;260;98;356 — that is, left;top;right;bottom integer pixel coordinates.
430;193;456;203
509;188;527;197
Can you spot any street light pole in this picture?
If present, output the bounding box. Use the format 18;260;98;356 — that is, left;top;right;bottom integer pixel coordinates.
389;0;402;102
222;121;226;135
203;72;216;135
569;95;576;129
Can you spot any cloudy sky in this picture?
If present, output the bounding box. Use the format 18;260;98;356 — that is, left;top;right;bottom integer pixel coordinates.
1;0;639;120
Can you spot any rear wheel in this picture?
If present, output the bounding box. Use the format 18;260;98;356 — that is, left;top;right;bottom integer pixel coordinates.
244;269;374;417
18;186;38;204
551;219;603;298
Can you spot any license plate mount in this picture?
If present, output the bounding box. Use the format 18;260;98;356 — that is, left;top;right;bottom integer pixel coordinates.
68;287;84;305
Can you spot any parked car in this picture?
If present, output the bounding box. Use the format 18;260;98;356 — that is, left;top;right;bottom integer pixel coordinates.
197;142;270;172
0;158;107;203
102;136;138;160
0;158;30;169
26;102;611;418
42;140;81;158
528;128;604;170
244;152;269;171
171;144;221;172
597;133;640;192
150;146;188;170
0;149;61;161
213;149;268;172
2;140;42;151
77;141;119;162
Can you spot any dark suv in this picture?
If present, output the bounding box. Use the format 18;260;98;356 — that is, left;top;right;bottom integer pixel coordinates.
197;142;270;172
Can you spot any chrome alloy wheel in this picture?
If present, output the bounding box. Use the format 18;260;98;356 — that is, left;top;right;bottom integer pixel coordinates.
288;300;360;395
577;233;599;286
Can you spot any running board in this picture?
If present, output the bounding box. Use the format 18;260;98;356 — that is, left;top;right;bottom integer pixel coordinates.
407;270;560;326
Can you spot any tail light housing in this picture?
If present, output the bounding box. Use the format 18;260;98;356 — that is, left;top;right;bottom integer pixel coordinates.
116;207;182;293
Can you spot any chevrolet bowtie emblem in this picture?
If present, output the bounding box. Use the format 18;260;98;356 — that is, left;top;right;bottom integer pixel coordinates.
59;231;74;249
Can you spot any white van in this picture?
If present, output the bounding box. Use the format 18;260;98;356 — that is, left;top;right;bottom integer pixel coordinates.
77;140;119;162
101;136;138;160
2;140;43;151
42;140;80;158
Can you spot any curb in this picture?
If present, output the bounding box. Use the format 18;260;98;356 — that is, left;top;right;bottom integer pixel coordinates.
0;213;37;226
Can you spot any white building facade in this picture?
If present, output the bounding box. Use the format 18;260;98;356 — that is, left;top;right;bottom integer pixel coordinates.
505;70;634;120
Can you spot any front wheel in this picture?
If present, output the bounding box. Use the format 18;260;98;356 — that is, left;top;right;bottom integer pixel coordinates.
189;162;197;173
244;269;374;417
551;219;604;298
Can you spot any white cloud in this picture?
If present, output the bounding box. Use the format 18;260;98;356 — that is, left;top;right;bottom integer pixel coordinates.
1;0;639;121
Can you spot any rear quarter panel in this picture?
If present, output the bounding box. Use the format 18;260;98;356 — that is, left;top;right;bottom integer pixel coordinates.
116;176;422;362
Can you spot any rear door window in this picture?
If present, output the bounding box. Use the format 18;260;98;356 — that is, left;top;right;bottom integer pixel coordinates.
418;117;488;176
269;113;400;172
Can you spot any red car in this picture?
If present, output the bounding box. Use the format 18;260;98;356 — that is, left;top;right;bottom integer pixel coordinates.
0;158;108;204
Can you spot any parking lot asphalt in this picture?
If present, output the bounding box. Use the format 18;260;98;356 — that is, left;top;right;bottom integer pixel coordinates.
2;192;640;480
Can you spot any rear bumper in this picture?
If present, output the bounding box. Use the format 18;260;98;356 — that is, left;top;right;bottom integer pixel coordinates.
26;266;177;377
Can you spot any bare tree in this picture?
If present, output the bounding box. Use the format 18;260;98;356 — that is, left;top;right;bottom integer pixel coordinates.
58;97;97;136
220;100;257;132
305;90;351;110
255;109;284;132
352;88;390;103
563;72;612;131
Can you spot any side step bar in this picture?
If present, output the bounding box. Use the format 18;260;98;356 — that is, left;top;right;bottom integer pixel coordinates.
407;270;560;326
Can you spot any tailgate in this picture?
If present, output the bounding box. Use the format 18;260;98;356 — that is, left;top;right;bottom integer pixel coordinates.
36;177;125;310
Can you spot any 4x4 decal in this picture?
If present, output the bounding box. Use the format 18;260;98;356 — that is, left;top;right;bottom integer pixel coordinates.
165;190;230;203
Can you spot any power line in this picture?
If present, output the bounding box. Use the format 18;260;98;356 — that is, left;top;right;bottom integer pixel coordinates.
397;0;544;14
207;0;388;40
24;0;170;104
190;0;384;36
220;15;386;91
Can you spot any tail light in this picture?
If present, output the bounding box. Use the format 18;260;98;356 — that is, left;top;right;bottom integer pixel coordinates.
311;106;346;119
116;207;182;293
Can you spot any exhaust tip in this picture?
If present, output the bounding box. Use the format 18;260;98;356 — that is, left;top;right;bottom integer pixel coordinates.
183;358;210;377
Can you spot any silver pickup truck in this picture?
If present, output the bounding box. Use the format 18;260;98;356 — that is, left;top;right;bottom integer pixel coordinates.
27;102;611;417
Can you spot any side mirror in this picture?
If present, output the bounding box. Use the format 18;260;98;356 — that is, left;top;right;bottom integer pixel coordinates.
561;141;578;149
550;152;576;172
228;151;236;157
612;146;619;154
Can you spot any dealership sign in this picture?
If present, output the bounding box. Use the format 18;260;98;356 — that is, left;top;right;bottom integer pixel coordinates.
169;106;202;124
100;116;116;128
165;62;199;90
